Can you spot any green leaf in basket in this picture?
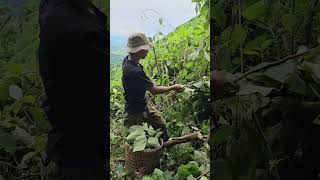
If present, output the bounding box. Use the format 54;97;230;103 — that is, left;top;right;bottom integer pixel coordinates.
126;130;145;141
128;125;143;133
133;136;147;152
142;122;149;130
142;177;155;180
147;137;160;147
146;126;156;136
154;168;164;177
155;131;163;138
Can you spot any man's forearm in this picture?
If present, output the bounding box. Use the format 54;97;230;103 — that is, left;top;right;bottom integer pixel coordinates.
149;85;174;95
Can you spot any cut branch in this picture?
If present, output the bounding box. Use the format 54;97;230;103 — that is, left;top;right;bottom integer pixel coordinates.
163;131;203;148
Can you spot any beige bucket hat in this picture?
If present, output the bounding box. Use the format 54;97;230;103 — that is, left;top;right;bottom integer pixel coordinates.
127;32;153;53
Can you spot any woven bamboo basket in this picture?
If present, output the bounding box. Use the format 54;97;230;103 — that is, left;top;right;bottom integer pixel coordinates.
124;141;165;175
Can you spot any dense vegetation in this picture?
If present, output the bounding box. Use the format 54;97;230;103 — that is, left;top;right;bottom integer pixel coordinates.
0;1;107;179
110;0;210;179
211;0;320;179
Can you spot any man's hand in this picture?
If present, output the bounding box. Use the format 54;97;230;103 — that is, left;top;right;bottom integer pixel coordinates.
172;84;185;93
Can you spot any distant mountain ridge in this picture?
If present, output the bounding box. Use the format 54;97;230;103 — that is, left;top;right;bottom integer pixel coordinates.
110;35;127;65
0;0;31;16
111;35;127;48
0;0;28;9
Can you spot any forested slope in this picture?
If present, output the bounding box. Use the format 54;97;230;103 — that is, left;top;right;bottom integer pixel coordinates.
110;0;210;179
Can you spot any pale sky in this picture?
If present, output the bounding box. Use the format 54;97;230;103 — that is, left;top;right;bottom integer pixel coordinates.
110;0;197;38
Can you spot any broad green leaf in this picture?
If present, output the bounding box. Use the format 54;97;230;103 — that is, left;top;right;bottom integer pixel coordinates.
34;136;46;152
199;163;210;173
154;168;163;177
303;62;320;82
155;131;163;138
12;127;34;146
133;136;147;152
230;25;247;50
188;50;200;60
147;137;160;147
177;164;201;180
142;122;149;130
193;150;208;164
264;60;297;83
9;85;23;100
22;95;37;104
126;130;145;141
220;27;231;43
244;34;272;55
192;81;203;88
128;125;143;133
28;107;46;121
187;175;194;180
142;176;154;180
163;171;174;180
242;0;268;20
287;73;306;95
146;126;156;136
303;47;320;63
237;83;274;96
186;62;194;69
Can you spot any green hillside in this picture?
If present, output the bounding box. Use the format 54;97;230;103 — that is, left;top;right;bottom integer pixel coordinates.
110;1;210;178
0;1;108;179
110;46;126;65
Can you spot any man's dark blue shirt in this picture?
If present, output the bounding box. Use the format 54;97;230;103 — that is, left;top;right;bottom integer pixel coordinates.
122;56;154;113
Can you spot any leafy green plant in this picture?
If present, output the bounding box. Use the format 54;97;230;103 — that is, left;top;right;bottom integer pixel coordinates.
212;0;320;179
142;168;167;180
111;0;210;178
125;123;163;152
0;0;108;179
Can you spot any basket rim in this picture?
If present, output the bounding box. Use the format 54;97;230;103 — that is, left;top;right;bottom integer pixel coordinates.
124;138;164;152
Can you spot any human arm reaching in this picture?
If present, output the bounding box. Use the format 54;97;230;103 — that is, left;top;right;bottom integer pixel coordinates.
149;84;184;95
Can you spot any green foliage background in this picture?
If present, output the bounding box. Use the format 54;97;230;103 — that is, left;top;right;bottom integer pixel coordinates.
110;0;210;179
211;0;320;179
0;0;107;179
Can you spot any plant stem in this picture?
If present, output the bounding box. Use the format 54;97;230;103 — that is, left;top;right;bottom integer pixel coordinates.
195;170;210;180
252;111;280;180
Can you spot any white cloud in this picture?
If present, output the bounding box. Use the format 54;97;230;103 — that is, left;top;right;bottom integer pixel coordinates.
110;0;197;37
